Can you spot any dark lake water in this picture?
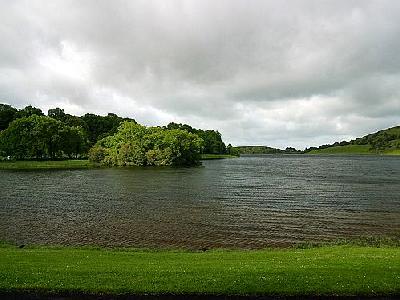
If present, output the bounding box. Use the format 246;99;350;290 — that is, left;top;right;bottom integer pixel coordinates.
1;155;399;249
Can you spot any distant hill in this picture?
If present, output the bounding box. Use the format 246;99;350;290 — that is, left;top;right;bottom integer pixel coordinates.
235;146;301;155
235;126;400;156
305;125;400;155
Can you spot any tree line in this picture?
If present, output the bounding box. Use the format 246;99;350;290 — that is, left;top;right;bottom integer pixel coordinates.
0;103;230;164
235;146;301;155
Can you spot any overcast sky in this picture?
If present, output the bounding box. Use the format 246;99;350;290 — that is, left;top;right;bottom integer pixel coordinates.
1;0;400;149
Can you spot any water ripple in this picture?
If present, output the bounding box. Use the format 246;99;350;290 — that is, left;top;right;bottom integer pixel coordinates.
0;155;399;248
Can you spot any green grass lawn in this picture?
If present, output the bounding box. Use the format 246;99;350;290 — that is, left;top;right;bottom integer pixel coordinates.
0;160;96;170
201;154;238;160
0;244;399;296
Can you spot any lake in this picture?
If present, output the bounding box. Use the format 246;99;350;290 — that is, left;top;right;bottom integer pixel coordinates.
1;155;399;249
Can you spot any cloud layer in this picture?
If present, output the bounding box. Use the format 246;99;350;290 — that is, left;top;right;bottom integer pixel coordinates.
1;0;400;148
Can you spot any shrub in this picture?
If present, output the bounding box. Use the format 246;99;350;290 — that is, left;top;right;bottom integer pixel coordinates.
88;122;203;167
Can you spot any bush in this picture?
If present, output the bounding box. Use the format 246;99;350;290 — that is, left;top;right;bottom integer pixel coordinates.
88;145;106;163
88;122;203;167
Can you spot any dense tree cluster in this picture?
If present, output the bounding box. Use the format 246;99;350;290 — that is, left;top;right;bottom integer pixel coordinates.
0;115;86;159
81;113;136;145
0;104;17;131
165;122;227;154
89;122;203;166
0;103;229;162
48;108;136;145
0;104;46;132
235;146;301;154
0;104;135;160
304;141;350;153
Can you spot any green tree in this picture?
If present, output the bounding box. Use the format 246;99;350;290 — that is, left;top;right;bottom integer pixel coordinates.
370;135;389;153
226;144;240;156
90;122;203;166
199;130;226;154
48;107;66;121
48;107;88;130
0;103;18;131
80;113;136;145
164;122;226;154
16;105;44;118
0;115;57;159
59;126;88;158
0;115;86;159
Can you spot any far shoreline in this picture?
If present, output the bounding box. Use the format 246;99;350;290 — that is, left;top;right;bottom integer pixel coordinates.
0;154;239;170
1;153;400;170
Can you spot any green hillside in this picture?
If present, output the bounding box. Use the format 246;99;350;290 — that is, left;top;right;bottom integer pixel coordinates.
306;125;400;155
307;145;372;155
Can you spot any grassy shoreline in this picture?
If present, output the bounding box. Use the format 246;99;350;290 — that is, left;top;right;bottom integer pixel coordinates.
0;151;398;170
0;243;399;297
200;154;239;160
0;155;238;170
307;144;400;155
0;159;97;170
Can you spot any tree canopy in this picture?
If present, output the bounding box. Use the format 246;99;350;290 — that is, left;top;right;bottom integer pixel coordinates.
81;113;136;145
0;103;229;162
165;122;226;154
89;122;203;166
16;105;44;118
0;115;87;159
0;104;18;131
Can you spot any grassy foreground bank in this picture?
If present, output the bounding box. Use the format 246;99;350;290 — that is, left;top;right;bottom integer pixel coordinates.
0;244;399;296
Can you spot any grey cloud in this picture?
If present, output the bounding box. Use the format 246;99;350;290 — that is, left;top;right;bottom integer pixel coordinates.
0;0;399;148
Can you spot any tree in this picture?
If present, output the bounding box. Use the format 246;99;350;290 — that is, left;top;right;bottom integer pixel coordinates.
90;121;203;166
0;115;86;159
164;122;227;154
0;103;18;130
0;115;58;159
59;126;88;158
226;144;240;156
16;105;44;118
48;107;87;129
48;107;66;121
370;135;389;153
80;113;136;145
199;130;226;154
